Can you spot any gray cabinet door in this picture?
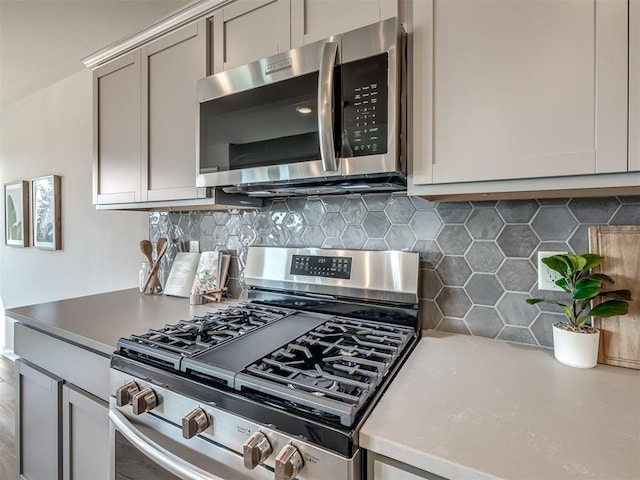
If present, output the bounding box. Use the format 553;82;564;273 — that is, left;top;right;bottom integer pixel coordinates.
15;359;63;480
142;20;207;202
62;384;109;480
93;52;142;205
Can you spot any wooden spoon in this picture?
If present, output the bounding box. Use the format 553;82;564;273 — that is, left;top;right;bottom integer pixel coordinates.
143;238;168;293
139;240;155;292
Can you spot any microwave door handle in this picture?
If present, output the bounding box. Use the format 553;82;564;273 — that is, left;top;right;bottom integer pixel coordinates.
318;41;339;172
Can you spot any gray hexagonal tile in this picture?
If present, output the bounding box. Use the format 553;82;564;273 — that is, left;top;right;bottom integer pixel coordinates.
436;202;472;224
212;225;229;247
322;196;346;212
412;240;443;267
537;198;569;206
285;197;307;212
158;214;170;234
270;210;287;225
225;214;242;236
385;196;416;224
302;225;325;247
618;195;640;204
269;199;287;212
420;299;443;331
225;235;242;253
341;197;367;224
568;197;620;223
363;193;389;211
496;199;539;223
465;208;505;240
531;206;578;241
302;199;325;225
568;225;590;254
201;215;215;235
420;269;443;300
286;236;305;248
321;212;346;237
496;225;540;258
472;200;498;207
411;196;437;210
178;214;191;234
226;278;243;298
322;237;344;249
497;259;537;292
241;210;257;226
201;236;216;251
464;274;504;306
436;287;472;318
342;225;367;249
497;326;537;345
609;205;640;225
363;238;388;250
436;225;472;255
363;211;391;238
385;225;416;251
212;211;230;225
268;225;289;246
465;306;504;337
190;223;202;239
465;242;504;273
529;286;566;314
436;318;471;335
531;312;564;347
284;212;307;237
253;213;273;235
239;225;256;245
496;292;538;327
436;256;472;286
409;210;442;240
150;212;161;225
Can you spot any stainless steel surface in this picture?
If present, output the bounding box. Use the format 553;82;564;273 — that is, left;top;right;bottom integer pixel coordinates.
243;246;420;305
115;381;139;407
182;408;209;440
111;369;363;480
318;41;339;173
196;18;405;196
131;387;157;415
275;444;304;480
243;431;272;470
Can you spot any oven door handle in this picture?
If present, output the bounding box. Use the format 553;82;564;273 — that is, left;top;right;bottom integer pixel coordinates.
318;40;339;173
109;409;222;480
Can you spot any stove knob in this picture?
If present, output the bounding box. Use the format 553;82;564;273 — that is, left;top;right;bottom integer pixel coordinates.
131;387;157;415
274;444;304;480
182;408;209;439
115;381;139;407
243;431;272;470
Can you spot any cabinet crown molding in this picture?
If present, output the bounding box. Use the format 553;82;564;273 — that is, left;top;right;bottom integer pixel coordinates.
81;0;232;69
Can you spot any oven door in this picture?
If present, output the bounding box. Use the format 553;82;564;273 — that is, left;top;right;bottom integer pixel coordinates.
109;409;273;480
196;36;343;190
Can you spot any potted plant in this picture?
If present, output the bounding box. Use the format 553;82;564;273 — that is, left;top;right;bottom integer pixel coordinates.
527;253;632;368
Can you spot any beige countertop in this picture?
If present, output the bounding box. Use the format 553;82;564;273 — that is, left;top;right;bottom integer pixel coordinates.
6;288;240;356
361;331;640;480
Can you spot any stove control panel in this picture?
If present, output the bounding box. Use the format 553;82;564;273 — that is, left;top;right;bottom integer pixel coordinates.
182;408;209;439
243;431;272;470
275;444;304;480
131;387;157;415
115;381;140;407
291;255;352;279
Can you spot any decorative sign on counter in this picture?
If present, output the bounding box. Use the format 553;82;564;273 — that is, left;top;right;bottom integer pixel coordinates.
164;252;200;297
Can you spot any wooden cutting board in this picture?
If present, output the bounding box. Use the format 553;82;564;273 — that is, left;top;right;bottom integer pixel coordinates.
589;225;640;369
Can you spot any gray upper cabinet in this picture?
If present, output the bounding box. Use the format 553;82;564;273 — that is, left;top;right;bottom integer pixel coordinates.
410;0;638;198
630;0;640;172
93;52;142;205
291;0;399;47
142;20;207;202
210;0;291;73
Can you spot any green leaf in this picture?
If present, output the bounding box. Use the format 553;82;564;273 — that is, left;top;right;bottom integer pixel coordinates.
585;273;615;284
575;316;589;327
581;253;604;270
573;255;588;271
559;304;574;321
600;289;633;301
526;298;545;305
573;278;602;300
588;300;630;318
542;256;569;276
555;277;571;292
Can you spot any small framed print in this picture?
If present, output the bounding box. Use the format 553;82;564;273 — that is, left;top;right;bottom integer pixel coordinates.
4;180;29;247
32;175;61;250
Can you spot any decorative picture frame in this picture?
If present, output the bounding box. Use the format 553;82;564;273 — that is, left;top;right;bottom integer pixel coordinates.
4;180;29;247
31;175;61;250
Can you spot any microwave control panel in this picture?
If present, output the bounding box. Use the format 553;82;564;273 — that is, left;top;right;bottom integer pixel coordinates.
342;53;389;157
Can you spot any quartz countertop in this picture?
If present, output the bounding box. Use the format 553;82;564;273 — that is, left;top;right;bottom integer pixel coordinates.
361;330;640;480
6;288;239;356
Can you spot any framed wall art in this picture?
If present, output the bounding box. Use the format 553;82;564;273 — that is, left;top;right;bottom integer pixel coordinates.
31;175;61;250
4;180;29;247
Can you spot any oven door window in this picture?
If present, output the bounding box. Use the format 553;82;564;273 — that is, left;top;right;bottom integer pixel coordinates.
116;431;181;480
199;72;321;173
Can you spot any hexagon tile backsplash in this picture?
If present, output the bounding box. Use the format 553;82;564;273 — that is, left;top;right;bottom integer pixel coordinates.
150;194;640;348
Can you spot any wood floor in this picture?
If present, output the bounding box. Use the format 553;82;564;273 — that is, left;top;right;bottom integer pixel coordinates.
0;356;15;480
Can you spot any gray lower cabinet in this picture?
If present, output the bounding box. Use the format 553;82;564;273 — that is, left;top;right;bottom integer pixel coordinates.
367;453;447;480
15;359;63;480
13;323;111;480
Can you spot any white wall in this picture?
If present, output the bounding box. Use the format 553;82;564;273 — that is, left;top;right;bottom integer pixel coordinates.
0;69;148;309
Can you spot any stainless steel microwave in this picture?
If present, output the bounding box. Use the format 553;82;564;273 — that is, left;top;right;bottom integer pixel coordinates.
196;18;406;197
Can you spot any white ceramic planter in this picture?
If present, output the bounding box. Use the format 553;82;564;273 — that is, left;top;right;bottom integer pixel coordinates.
552;323;600;368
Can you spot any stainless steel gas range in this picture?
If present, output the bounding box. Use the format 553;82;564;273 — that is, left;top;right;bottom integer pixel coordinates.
109;246;420;480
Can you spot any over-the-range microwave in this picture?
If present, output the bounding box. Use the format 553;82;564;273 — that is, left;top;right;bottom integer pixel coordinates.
196;17;407;197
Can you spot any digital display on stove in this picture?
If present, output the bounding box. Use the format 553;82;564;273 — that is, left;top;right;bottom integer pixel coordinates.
290;255;352;279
